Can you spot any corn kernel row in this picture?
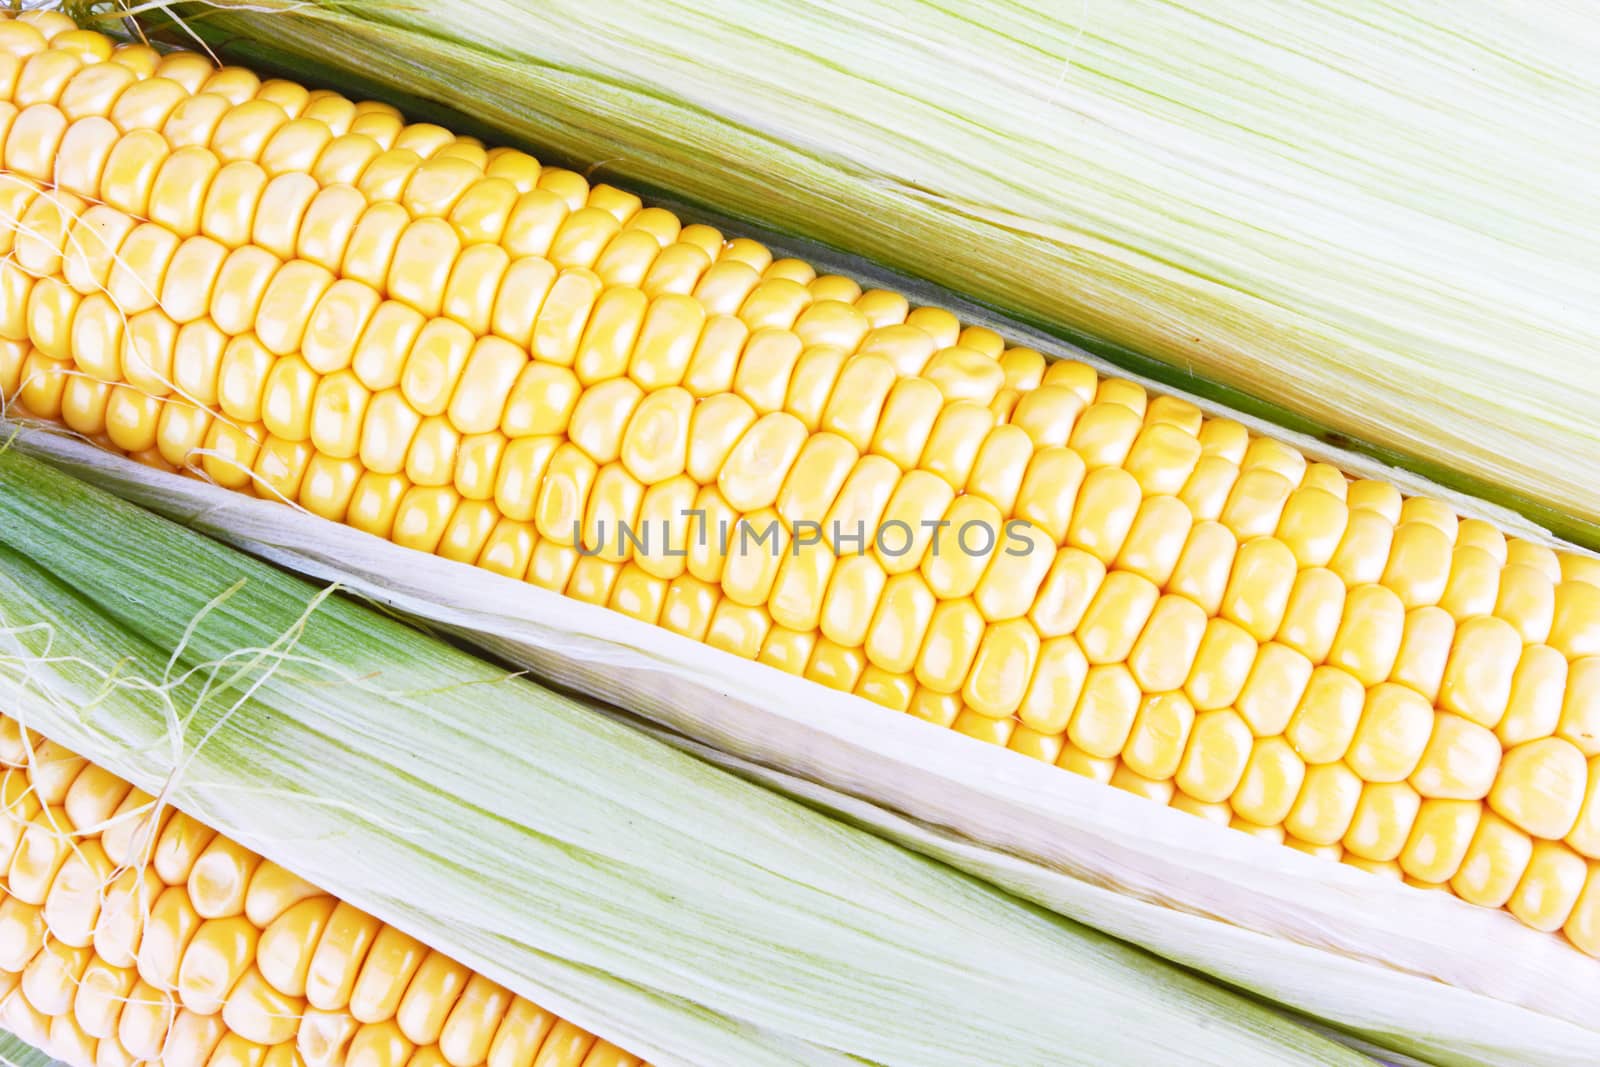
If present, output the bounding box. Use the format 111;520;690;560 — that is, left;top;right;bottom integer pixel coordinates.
2;12;1599;952
0;707;646;1067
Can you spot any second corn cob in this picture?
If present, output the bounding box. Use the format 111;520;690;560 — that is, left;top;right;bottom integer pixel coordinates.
1;12;1599;956
0;715;646;1067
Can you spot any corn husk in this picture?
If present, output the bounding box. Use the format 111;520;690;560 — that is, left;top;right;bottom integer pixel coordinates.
125;0;1600;548
0;445;1370;1067
0;1032;61;1067
13;425;1600;1067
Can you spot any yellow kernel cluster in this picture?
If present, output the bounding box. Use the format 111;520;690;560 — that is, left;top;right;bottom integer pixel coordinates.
0;707;646;1067
2;12;1599;950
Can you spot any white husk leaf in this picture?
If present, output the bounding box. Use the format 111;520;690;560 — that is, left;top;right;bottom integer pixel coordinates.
0;444;1366;1067
12;426;1599;1067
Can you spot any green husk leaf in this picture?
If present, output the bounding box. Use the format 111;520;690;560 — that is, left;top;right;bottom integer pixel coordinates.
0;445;1366;1067
101;0;1600;548
0;1032;63;1067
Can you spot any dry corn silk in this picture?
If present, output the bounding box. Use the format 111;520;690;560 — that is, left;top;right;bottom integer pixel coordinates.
3;10;1598;942
0;8;1599;1066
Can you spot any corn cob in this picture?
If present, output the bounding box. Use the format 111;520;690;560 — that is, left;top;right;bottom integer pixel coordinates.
0;710;647;1067
1;13;1598;952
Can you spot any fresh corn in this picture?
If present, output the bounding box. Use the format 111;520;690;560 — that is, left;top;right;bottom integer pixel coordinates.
1;13;1598;953
0;713;647;1067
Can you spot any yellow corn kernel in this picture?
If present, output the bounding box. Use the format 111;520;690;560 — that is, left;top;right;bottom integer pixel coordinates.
1065;467;1141;564
1345;683;1434;783
1275;489;1349;569
1229;737;1305;827
1494;563;1556;645
348;1021;415;1067
1343;479;1400;521
249;864;330;941
1344;781;1422;862
1219;537;1296;643
1389;606;1454;705
913;399;993;490
1552;581;1600;659
43;839;112;947
1490;737;1586;839
1113;496;1192;589
997;725;1059;767
1067;401;1142;469
1452;810;1534;909
947;710;1011;751
1235;642;1313;737
63;763;132;836
1219;470;1294;542
1508;839;1588;933
777;343;849;433
1126;594;1207;693
1009;385;1084;450
1007;448;1084;549
334;925;426;1027
1408;713;1500;801
1283;761;1362;846
805;640;866;692
924;345;1004;406
701;599;768;659
716;410;809;513
1566;756;1600;860
257;902;336;1004
1508;539;1563;582
755;626;815;675
1165;521;1238;618
1054;742;1116;784
1075;570;1159;665
913;597;986;694
1175;708;1253;804
117;980;176;1061
137;884;204;990
963;619;1040;719
1434;615;1521;730
10;806;72;905
1184;618;1256;712
75;958;137;1040
1068;667;1147;760
1123;424;1202;498
1379;521;1452;610
178;915;259;1014
95;870;162;972
1109;764;1174;805
216;967;303;1045
1327;583;1406;686
1563;864;1600;957
1167;793;1230;827
302;902;384;1011
1557;657;1600;757
677;389;755;483
1327;509;1395;587
0;894;45;972
1283;666;1363;764
162;235;229;322
719;507;788;609
1398;798;1481;884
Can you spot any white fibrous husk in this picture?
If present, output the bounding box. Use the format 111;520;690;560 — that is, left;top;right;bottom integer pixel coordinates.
10;425;1600;1067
